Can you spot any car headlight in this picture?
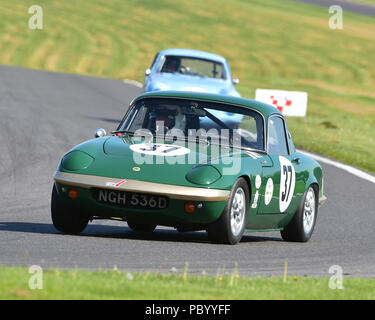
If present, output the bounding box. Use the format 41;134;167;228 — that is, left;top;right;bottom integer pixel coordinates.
61;150;94;171
185;165;221;185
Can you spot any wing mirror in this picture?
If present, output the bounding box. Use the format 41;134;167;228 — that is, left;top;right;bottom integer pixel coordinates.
232;78;240;85
94;128;107;138
144;68;152;76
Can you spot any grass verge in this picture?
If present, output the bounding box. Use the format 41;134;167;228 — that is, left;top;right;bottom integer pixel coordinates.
0;0;374;173
0;266;375;300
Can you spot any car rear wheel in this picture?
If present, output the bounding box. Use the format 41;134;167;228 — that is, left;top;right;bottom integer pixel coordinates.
51;185;89;235
280;185;318;242
127;221;156;233
207;178;249;245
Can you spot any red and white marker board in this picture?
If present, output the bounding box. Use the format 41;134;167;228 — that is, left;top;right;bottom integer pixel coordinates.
255;89;308;117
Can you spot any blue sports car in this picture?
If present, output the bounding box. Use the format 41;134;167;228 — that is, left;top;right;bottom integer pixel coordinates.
143;48;242;126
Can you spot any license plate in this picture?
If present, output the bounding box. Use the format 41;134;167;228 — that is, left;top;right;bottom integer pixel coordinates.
92;189;168;210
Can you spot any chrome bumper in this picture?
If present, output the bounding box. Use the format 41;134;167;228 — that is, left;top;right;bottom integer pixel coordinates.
53;171;230;202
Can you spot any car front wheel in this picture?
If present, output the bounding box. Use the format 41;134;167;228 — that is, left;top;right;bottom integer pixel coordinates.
51;185;89;235
207;178;249;245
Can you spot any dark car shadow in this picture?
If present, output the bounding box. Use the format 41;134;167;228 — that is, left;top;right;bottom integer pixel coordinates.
84;225;282;244
0;222;282;244
0;222;57;235
85;116;121;124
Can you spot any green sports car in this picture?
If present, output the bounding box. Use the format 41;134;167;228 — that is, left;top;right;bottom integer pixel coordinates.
52;91;326;244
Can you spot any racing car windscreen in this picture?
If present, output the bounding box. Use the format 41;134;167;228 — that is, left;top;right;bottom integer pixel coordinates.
160;55;226;79
117;98;265;152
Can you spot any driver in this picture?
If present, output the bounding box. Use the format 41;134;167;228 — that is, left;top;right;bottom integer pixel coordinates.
163;57;180;73
155;110;176;133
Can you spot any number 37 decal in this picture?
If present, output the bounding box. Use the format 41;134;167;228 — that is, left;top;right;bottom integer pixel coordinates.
279;156;296;213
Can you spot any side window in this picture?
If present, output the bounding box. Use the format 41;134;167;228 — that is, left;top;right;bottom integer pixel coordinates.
268;116;289;155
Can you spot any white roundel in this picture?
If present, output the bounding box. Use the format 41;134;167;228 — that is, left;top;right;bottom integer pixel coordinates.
279;156;296;213
264;178;274;206
130;143;190;156
255;175;262;189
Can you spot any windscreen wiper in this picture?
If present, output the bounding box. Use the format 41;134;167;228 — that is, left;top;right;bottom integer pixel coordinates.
157;133;210;145
111;130;136;135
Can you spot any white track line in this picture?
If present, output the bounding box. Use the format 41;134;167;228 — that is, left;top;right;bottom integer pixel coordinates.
123;79;143;88
297;149;375;184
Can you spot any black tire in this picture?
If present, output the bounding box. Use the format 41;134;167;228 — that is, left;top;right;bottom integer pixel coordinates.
127;221;156;233
51;185;89;235
207;177;249;245
280;185;318;242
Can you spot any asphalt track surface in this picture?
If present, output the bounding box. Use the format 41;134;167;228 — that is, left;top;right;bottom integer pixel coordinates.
0;65;374;278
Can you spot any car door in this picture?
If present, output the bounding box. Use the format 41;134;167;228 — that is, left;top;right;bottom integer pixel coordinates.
258;115;300;216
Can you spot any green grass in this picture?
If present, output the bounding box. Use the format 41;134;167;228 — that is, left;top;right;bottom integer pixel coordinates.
1;266;374;300
350;0;375;5
1;0;375;173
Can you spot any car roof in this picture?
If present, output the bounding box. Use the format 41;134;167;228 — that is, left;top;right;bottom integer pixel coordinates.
158;48;227;64
134;90;280;118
